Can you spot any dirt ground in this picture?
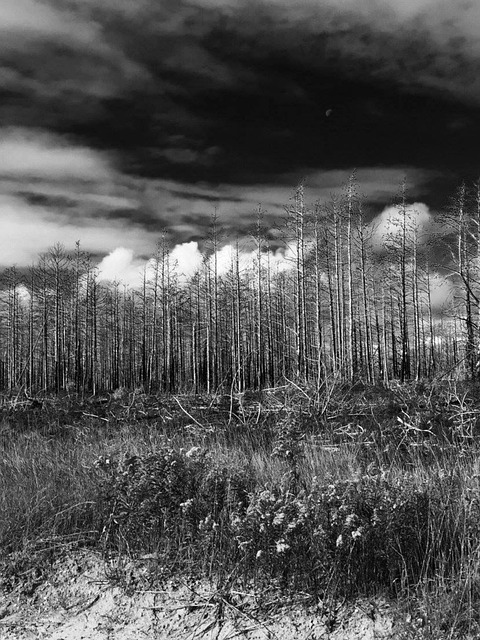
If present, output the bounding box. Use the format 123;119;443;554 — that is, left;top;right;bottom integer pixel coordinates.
0;550;415;639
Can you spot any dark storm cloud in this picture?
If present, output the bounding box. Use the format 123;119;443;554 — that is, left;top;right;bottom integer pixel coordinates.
100;0;480;183
97;207;164;229
18;193;165;232
166;188;244;205
2;0;480;274
2;0;480;187
18;192;78;209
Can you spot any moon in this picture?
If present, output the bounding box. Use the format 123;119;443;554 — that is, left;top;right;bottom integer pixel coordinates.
326;109;333;117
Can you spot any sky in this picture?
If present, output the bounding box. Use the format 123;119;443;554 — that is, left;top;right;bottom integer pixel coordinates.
1;0;480;285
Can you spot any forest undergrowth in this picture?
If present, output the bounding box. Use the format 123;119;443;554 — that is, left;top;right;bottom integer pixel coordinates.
1;379;480;638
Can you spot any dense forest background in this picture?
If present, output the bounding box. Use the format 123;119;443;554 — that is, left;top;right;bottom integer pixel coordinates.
1;178;479;394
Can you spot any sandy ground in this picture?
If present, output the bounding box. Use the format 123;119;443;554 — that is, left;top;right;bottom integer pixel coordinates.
0;550;409;639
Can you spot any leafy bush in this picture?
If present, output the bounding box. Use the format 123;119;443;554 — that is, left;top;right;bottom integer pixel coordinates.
96;446;254;573
229;474;435;593
97;447;205;551
96;441;480;603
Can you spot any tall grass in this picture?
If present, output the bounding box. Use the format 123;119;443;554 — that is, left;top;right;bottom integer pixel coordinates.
1;382;480;636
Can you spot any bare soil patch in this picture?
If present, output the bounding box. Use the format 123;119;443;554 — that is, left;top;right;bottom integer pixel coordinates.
0;551;403;639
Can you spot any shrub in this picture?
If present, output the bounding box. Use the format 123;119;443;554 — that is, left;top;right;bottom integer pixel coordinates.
95;446;254;574
96;447;205;552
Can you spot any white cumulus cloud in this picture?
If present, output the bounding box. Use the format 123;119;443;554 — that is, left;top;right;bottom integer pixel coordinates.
97;248;145;287
370;202;432;249
98;242;207;288
169;241;204;280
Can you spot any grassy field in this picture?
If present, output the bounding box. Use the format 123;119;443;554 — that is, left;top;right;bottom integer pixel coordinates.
1;380;480;637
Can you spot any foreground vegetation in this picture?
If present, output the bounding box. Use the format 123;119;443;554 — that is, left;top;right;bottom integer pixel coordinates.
1;379;480;637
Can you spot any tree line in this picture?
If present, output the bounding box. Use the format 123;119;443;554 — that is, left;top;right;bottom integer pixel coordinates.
1;178;478;394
